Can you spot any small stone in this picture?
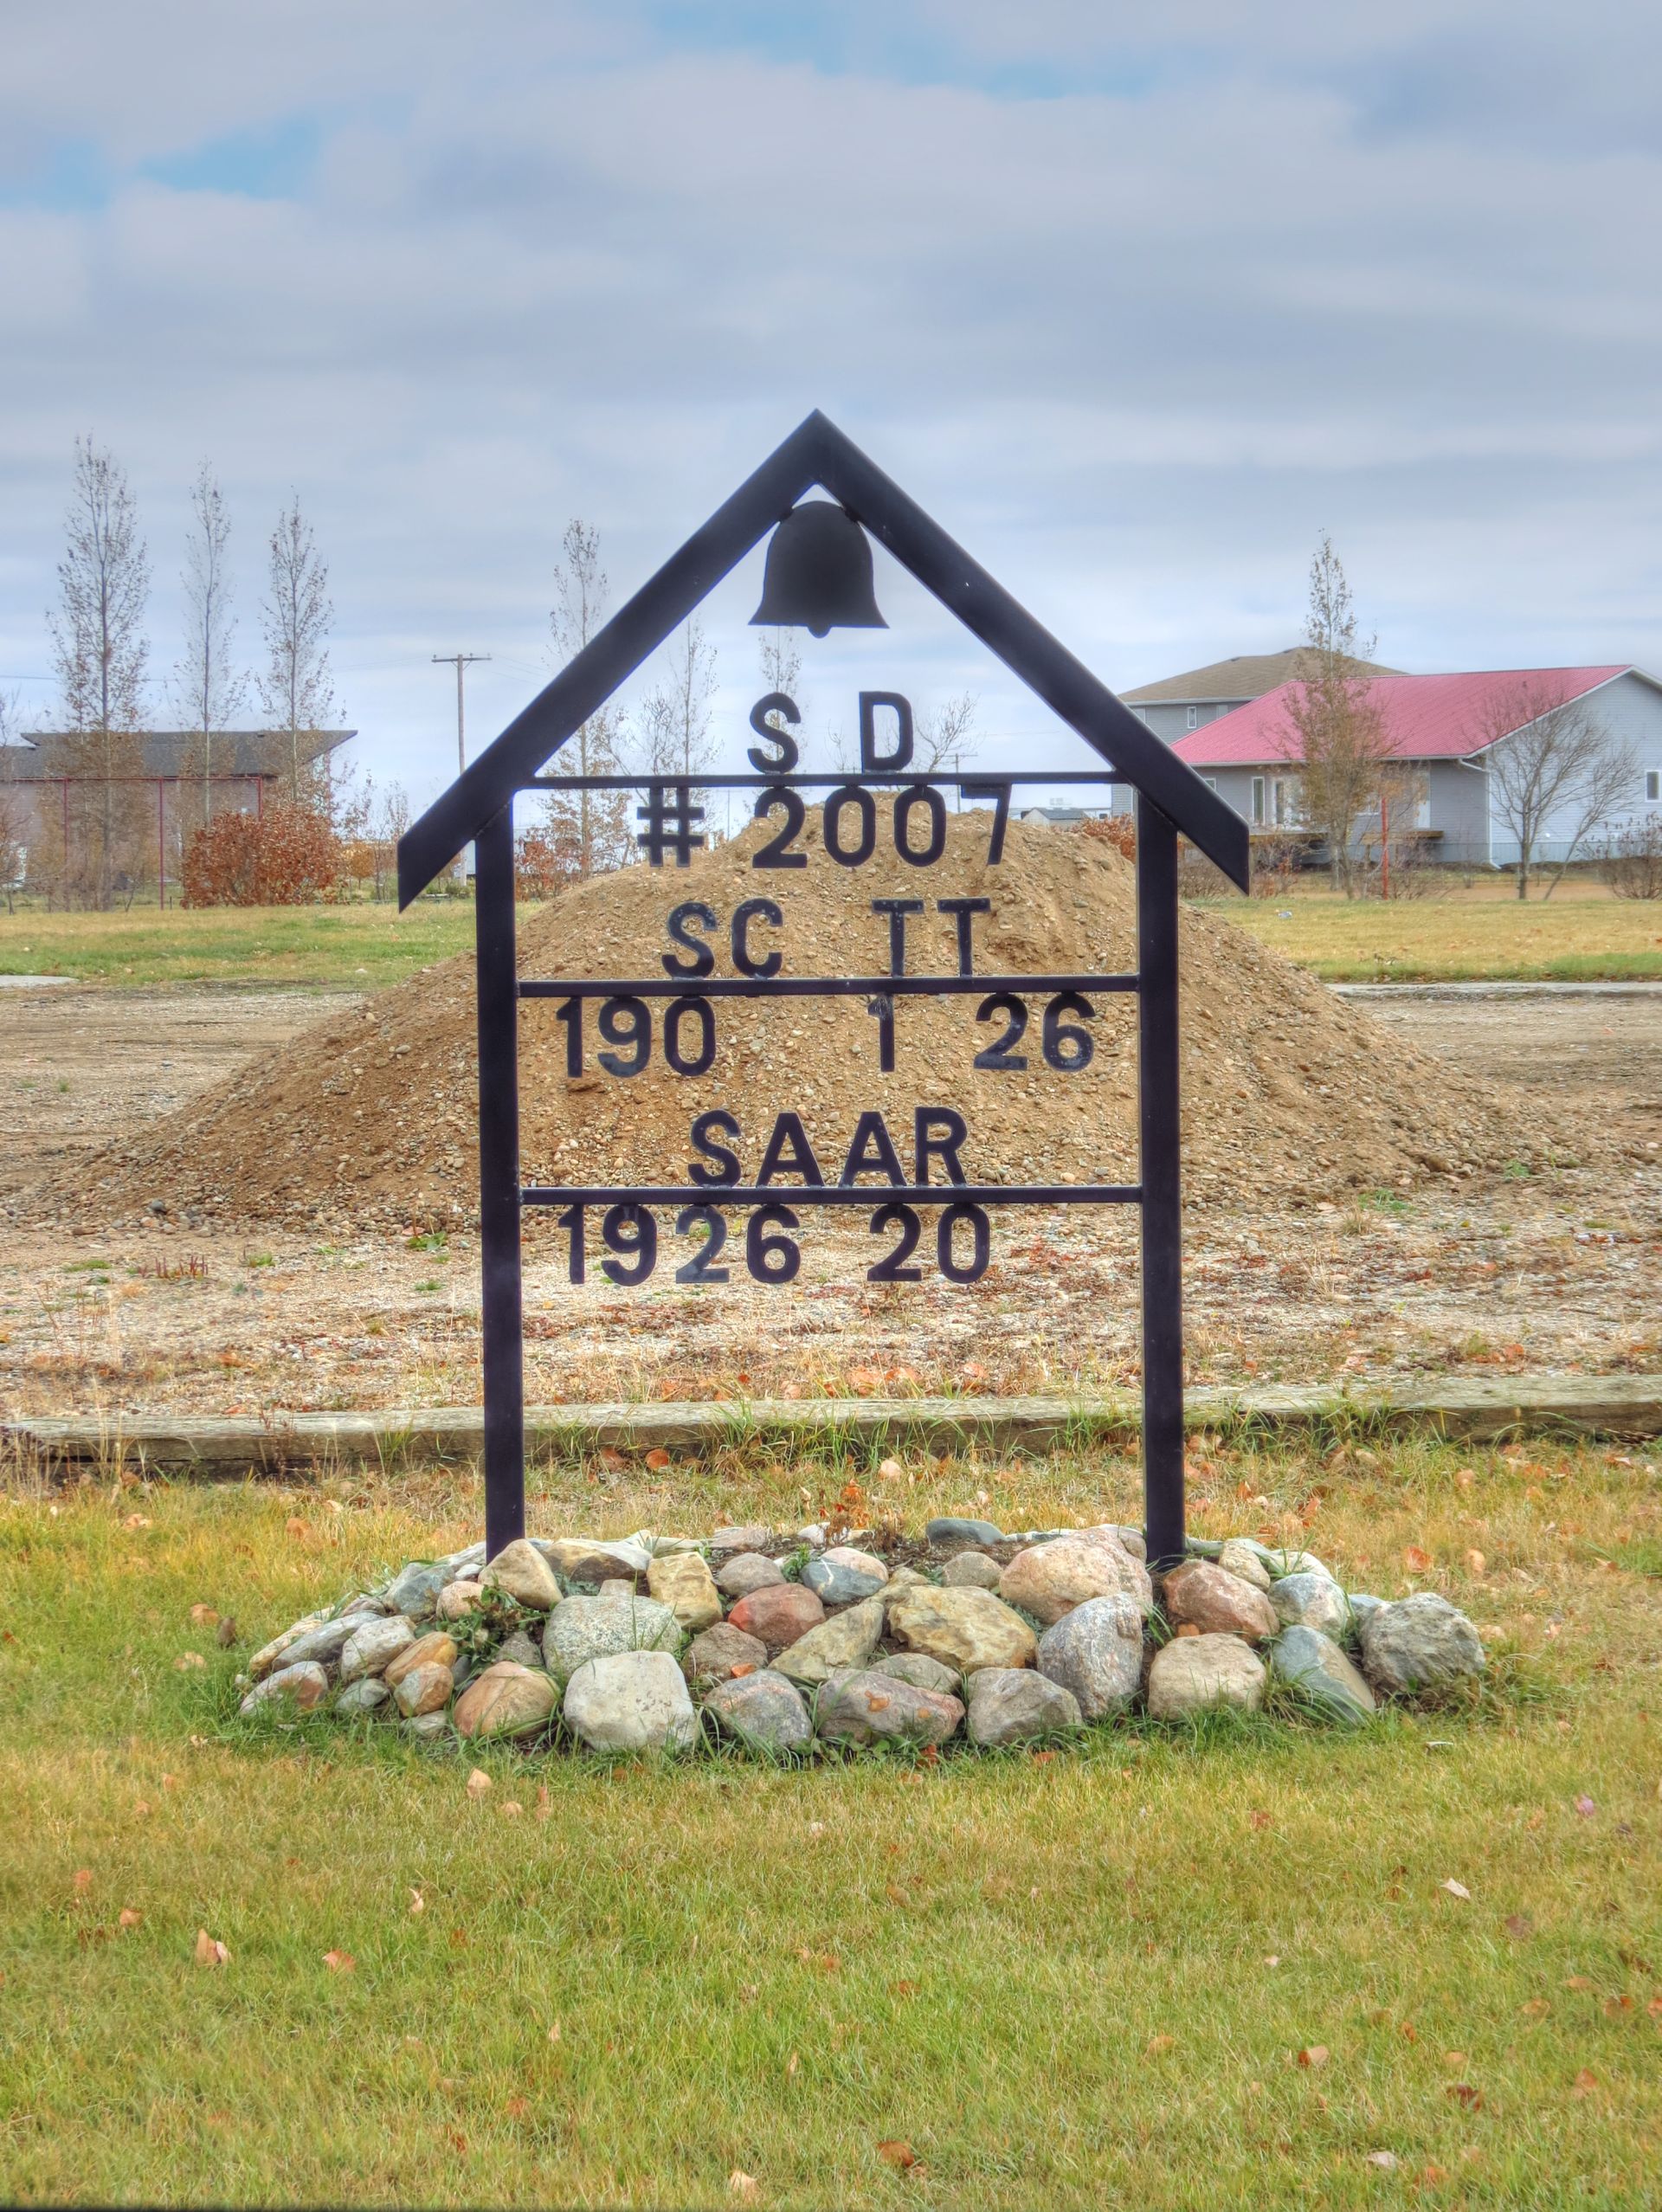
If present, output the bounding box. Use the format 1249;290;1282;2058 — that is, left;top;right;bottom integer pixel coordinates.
563;1649;698;1753
338;1615;416;1685
802;1545;889;1608
816;1669;964;1748
773;1596;886;1686
239;1660;329;1715
727;1582;826;1654
1359;1593;1485;1696
440;1541;487;1577
1270;1572;1350;1639
482;1538;563;1611
685;1622;770;1684
1346;1592;1387;1635
543;1594;680;1680
647;1552;723;1633
942;1551;1002;1590
703;1669;813;1753
714;1552;786;1600
627;1530;703;1557
497;1629;543;1670
383;1560;449;1621
435;1579;484;1622
1036;1595;1145;1719
384;1631;459;1689
888;1585;1037;1674
1269;1626;1376;1725
275;1615;362;1671
540;1537;653;1587
999;1535;1153;1627
709;1525;772;1560
1255;1545;1330;1581
1217;1538;1273;1592
453;1660;558;1741
334;1676;390;1718
1163;1561;1279;1642
883;1564;931;1592
403;1709;451;1742
337;1593;390;1620
1146;1634;1266;1720
598;1578;636;1599
393;1660;454;1717
794;1524;828;1549
870;1651;961;1695
966;1667;1082;1747
248;1618;323;1680
925;1515;1006;1554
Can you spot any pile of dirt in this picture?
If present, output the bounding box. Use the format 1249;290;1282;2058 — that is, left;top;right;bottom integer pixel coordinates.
60;815;1590;1229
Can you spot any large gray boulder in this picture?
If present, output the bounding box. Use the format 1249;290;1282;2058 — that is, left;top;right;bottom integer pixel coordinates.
239;1660;329;1716
802;1545;889;1608
701;1670;813;1754
1036;1595;1144;1719
563;1650;698;1753
338;1615;416;1686
772;1596;886;1686
714;1552;786;1600
966;1667;1082;1748
543;1593;680;1680
274;1616;361;1672
999;1534;1153;1626
1269;1625;1376;1724
1270;1572;1350;1639
1359;1593;1485;1696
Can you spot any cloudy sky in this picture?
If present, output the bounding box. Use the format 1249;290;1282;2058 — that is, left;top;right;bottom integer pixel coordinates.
3;0;1659;809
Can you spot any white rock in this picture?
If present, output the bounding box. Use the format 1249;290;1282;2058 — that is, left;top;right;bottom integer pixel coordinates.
338;1615;416;1685
1146;1634;1266;1720
1036;1595;1145;1719
563;1649;699;1753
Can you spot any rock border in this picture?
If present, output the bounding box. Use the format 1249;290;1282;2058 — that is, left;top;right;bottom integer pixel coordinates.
12;1371;1662;1475
236;1515;1487;1760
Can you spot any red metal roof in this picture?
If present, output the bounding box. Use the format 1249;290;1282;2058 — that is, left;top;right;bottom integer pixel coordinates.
1169;667;1634;768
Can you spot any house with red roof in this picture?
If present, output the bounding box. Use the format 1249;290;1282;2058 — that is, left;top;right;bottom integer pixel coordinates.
1162;664;1662;871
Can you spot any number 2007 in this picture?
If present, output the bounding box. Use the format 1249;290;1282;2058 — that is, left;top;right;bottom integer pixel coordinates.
552;1201;992;1287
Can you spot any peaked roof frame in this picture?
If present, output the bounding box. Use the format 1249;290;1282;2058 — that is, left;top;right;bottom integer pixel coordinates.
399;410;1250;903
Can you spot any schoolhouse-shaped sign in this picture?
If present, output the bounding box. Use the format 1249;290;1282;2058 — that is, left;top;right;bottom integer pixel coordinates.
398;411;1249;1565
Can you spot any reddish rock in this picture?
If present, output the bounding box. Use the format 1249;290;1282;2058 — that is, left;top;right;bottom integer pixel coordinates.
383;1630;459;1688
1163;1561;1278;1643
726;1582;825;1655
684;1621;769;1683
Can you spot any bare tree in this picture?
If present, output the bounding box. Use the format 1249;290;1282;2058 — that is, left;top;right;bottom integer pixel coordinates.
641;617;718;783
1473;677;1639;900
541;520;632;878
171;461;245;833
757;626;801;706
258;494;335;806
48;435;151;907
914;691;977;775
1281;533;1392;895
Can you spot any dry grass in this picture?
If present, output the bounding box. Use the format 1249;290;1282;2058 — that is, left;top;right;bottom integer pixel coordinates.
1208;888;1662;981
3;1434;1659;2208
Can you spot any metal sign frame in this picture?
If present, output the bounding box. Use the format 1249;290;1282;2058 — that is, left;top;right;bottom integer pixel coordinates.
398;411;1250;1569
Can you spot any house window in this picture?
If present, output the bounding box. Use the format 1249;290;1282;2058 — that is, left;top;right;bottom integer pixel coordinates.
1646;769;1661;803
1186;706;1199;729
1251;776;1266;826
1272;777;1294;827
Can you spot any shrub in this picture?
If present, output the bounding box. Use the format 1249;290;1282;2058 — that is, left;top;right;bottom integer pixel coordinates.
1598;816;1662;900
182;803;339;907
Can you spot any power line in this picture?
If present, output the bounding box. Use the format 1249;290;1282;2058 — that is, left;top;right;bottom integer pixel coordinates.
431;652;492;777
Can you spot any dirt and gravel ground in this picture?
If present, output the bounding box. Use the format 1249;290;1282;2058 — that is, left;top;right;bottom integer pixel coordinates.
1;971;1657;1422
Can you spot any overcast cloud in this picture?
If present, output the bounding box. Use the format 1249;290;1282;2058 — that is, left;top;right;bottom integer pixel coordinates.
3;0;1659;805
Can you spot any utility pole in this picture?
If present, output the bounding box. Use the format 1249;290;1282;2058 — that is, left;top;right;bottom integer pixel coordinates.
432;653;491;880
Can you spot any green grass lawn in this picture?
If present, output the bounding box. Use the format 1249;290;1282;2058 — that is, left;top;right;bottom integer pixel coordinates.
1210;888;1662;982
3;1436;1659;2207
0;900;477;987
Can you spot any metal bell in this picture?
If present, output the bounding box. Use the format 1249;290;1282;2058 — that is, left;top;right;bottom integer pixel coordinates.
750;500;886;638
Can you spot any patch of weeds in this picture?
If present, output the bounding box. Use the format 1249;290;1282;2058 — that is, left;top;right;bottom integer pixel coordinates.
406;1229;448;1254
414;1280;441;1294
1361;1187;1412;1217
61;1259;112;1273
244;1252;275;1270
1503;1158;1532;1181
1609;1538;1662;1578
448;1587;537;1674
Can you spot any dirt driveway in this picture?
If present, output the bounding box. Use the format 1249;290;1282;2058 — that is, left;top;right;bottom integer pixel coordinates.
1;982;1657;1419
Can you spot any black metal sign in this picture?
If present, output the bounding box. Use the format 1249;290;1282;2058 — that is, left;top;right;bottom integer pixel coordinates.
398;413;1250;1570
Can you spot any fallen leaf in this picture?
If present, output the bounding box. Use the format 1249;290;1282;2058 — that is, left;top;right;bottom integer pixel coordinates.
1404;1545;1433;1572
877;2142;918;2170
1466;1551;1486;1575
1365;2151;1398;2170
190;1603;219;1625
643;1448;671;1471
1297;2045;1330;2068
1443;2050;1468;2068
1526;1809;1546;1831
503;2095;531;2120
1519;1998;1551;2019
1440;1878;1472;1901
174;1652;207;1671
465;1769;493;1799
72;1868;93;1895
499;1800;523;1819
1574;1795;1596;1818
118;1906;142;1930
1420;2164;1448;2184
1564;1976;1595;1992
285;1516;310;1538
727;2171;760;2203
1248;1810;1272;1830
535;1784;551;1822
1571;2067;1599;2098
1446;2083;1483;2110
1504;1913;1534;1940
1146;2033;1176;2055
409;1888;425;1916
122;1512;151;1530
194;1929;229;1966
878;1458;904;1480
323;1950;356;1973
786;2051;799;2077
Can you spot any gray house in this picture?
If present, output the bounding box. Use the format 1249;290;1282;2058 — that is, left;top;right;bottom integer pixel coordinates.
1168;666;1662;870
1119;648;1399;746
